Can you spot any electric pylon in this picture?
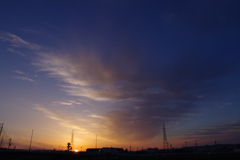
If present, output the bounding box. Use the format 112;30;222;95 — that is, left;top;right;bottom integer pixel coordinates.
0;123;3;137
163;123;169;149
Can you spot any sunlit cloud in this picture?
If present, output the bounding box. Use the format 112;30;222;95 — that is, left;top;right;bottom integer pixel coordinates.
1;0;240;150
2;30;235;143
33;53;88;86
32;50;203;142
34;106;72;122
52;100;81;106
88;114;103;119
33;105;104;138
34;105;87;132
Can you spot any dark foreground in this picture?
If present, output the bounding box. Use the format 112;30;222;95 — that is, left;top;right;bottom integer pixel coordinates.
0;151;240;160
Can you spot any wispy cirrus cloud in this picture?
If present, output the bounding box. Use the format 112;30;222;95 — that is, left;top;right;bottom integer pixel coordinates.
32;45;240;142
52;100;81;106
33;53;88;86
34;105;86;131
33;105;102;136
13;70;37;83
32;50;216;142
7;48;25;56
13;70;25;75
0;32;41;50
34;105;73;122
14;76;36;83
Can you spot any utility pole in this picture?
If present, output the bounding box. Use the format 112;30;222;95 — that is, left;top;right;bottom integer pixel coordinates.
95;135;97;148
163;123;169;149
29;130;34;151
71;130;74;150
195;140;198;147
195;140;198;152
59;144;61;150
8;138;11;149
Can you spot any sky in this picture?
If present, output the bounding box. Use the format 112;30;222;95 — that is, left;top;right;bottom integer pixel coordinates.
0;0;240;151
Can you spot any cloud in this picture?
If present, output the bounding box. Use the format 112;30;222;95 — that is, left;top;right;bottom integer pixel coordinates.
13;70;25;75
33;49;229;142
33;53;88;86
184;121;240;143
0;32;41;50
33;105;102;136
52;100;81;106
34;105;86;130
7;48;25;56
14;76;36;83
31;37;239;142
34;106;72;122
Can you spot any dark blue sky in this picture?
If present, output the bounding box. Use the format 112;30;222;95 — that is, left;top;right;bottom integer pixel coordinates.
0;0;240;149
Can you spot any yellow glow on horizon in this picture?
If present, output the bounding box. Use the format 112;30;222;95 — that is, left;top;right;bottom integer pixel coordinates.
74;149;79;152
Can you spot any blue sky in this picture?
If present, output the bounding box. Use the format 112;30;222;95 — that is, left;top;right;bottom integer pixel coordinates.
0;0;240;150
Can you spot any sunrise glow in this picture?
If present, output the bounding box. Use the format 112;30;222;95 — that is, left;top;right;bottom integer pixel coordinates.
0;0;240;151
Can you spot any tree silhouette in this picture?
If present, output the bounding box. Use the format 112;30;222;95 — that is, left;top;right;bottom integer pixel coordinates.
67;142;72;151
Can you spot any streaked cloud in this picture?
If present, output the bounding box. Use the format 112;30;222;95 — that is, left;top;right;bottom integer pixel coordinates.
14;76;36;83
34;105;85;131
184;121;240;143
32;50;204;141
33;53;88;86
27;35;240;142
13;70;25;75
0;0;240;150
34;105;73;122
0;32;41;50
52;100;81;106
33;105;103;136
7;48;25;56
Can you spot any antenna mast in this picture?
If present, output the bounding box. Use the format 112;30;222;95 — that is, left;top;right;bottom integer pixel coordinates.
8;138;11;149
71;130;74;149
163;123;169;149
29;130;34;151
95;135;97;148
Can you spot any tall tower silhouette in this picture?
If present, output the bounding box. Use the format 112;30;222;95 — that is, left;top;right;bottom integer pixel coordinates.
0;123;3;137
71;130;74;149
163;123;169;149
